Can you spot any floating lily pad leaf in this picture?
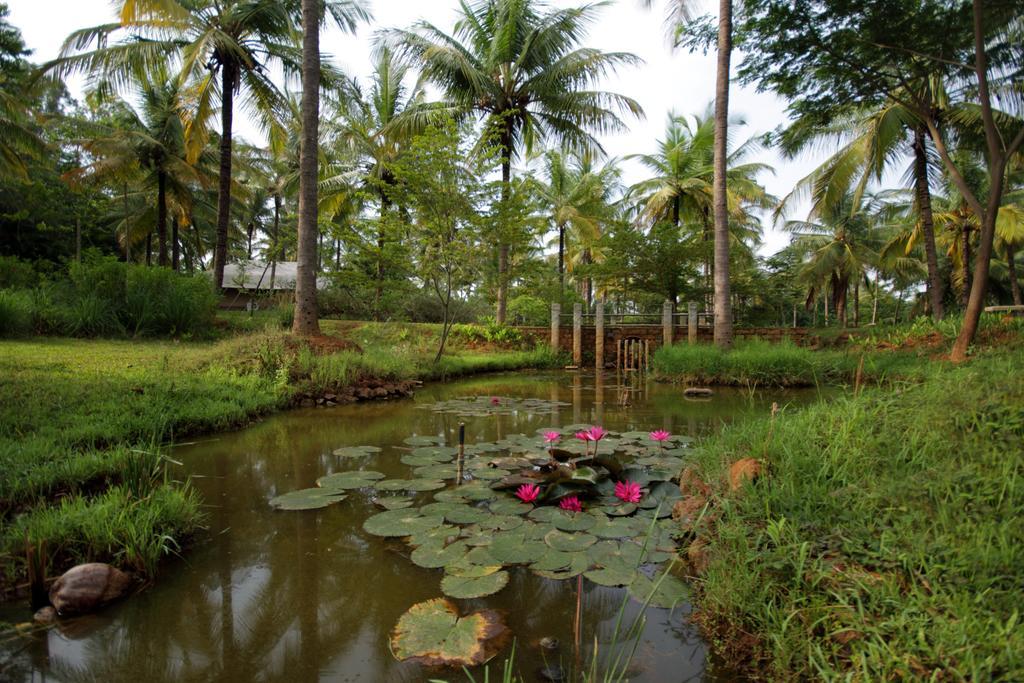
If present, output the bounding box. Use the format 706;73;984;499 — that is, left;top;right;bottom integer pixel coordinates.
458;484;497;502
441;570;510;599
605;503;638;517
376;478;447;492
404;435;445;446
374;496;414;511
550;511;597;532
477;514;524;532
618;431;654;441
411;446;458;460
332;445;382;458
562;423;595;432
530;549;574;572
459;527;494;547
390;598;510;667
434;489;470;503
445;505;491;524
488;499;533;516
461;546;501;568
570;467;601;484
419;502;461;516
414;464;459;479
591;518;643;539
409;525;459;547
489;533;548;564
411;541;469;569
534;553;590;580
446;561;501;579
544;530;597;552
316;470;386;490
585;566;635;587
588;540;643;569
527;507;561;523
402;455;449;467
472;442;505;454
470;468;510;482
269;488;346;510
363;510;445;538
628;573;689;609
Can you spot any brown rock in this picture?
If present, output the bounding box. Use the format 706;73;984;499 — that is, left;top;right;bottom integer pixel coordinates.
672;495;707;526
373;387;389;398
728;458;762;492
300;398;315;408
49;563;134;615
687;539;710;575
678;466;711;498
33;606;57;625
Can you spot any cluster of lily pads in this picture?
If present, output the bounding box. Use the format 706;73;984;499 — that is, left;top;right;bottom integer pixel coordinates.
269;419;692;609
418;395;571;417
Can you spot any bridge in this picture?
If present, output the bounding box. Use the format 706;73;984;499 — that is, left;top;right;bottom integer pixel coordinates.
517;301;814;370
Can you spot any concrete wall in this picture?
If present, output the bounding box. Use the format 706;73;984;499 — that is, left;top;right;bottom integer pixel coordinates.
519;325;818;356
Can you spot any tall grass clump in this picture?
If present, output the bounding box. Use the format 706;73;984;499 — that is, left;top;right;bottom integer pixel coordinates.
0;289;33;336
689;354;1024;679
652;340;848;387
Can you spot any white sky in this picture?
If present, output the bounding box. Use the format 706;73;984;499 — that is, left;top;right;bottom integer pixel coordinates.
7;0;845;256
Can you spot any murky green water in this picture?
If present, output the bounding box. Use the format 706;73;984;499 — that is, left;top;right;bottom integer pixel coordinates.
2;371;825;682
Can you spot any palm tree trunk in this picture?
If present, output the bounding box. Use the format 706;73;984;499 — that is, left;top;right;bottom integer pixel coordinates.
558;222;566;292
854;278;860;327
172;218;180;271
497;155;511;324
123;183;131;263
292;0;322;336
157;171;168;267
214;64;236;289
913;127;943;319
270;195;280;290
712;0;733;348
375;190;390;321
961;224;971;309
1008;243;1022;306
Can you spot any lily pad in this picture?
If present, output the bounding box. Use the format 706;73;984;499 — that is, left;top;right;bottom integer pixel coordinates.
390;598;510;667
444;505;491;524
376;478;447;492
489;532;548;564
404;435;445;446
488;499;533;516
332;445;382;458
441;570;510;599
269;488;346;511
317;470;386;490
530;549;575;572
363;510;445;538
374;496;414;510
550;511;597;532
411;541;469;569
585;566;635;587
477;514;524;532
628;572;690;609
544;530;597;552
533;553;590;580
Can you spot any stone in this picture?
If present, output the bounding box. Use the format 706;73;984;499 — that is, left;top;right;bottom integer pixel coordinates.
678;466;710;498
672;495;707;526
728;458;762;492
538;664;566;681
325;401;337;407
33;606;57;625
687;538;710;575
539;636;559;651
683;387;713;397
300;398;315;408
49;563;134;615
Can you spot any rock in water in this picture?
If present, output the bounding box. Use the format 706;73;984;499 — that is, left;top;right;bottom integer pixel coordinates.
49;563;134;615
538;664;566;681
33;606;57;625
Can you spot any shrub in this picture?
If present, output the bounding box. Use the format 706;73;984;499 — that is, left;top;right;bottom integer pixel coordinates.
0;255;38;289
450;321;524;347
60;290;122;337
0;289;33;337
123;266;217;336
508;294;549;326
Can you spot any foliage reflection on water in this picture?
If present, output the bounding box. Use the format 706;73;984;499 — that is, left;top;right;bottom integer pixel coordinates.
0;371;823;682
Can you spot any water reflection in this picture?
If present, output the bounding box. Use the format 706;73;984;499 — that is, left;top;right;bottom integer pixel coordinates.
0;372;824;682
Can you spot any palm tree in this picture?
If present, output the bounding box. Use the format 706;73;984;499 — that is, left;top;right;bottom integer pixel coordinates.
331;48;424;318
45;0;318;288
778;89;949;320
630;110;772;302
383;0;642;323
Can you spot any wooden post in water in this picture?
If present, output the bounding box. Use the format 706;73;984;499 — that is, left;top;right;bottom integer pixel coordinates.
594;301;604;370
662;300;673;348
644;340;650;371
688;301;699;345
456;423;466;485
550;303;561;353
572;303;582;367
616;338;622;370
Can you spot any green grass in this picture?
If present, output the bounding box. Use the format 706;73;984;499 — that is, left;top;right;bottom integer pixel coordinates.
684;350;1024;680
0;325;561;589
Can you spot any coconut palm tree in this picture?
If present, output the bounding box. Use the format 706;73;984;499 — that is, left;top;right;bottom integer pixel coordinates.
383;0;642;323
630;110;773;301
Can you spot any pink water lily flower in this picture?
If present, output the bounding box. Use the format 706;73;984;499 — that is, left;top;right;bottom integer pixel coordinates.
614;480;643;504
574;430;593;442
543;431;561;444
490;397;501;406
558;496;583;513
649;430;671;442
515;483;540;504
587;426;608;442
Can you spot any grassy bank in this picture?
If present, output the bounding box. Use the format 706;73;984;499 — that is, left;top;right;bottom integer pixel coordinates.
0;321;561;590
681;347;1024;679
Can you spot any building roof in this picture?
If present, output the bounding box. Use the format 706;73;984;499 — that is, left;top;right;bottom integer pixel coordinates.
220;261;326;291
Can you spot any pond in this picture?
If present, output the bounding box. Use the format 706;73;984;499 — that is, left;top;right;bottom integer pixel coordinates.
1;371;827;682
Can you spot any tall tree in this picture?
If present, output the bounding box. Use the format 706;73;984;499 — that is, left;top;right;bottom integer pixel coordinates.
735;0;1024;360
384;0;642;322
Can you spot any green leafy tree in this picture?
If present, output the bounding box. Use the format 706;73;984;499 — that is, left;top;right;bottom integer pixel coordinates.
383;0;642;322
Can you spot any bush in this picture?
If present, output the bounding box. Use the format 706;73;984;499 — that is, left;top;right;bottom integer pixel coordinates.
0;289;33;337
123;266;217;336
60;290;122;337
0;255;38;289
450;321;525;347
651;340;848;386
508;294;549;326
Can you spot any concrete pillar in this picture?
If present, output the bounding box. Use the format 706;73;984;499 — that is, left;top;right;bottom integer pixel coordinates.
688;301;699;345
594;301;604;370
550;303;561;353
662;300;674;348
572;303;582;366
